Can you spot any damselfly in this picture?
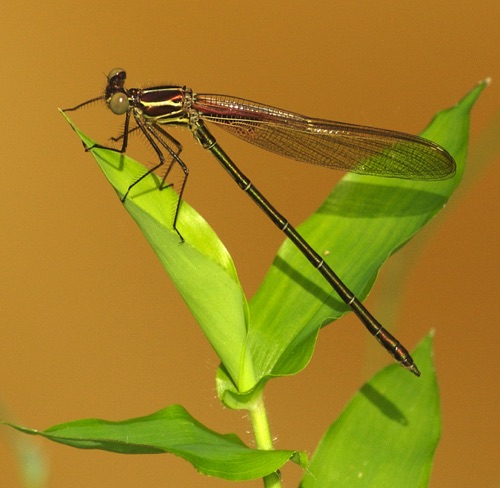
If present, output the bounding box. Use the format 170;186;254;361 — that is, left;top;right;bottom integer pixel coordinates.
64;68;457;376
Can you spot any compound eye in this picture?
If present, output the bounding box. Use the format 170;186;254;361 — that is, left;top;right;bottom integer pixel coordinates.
107;68;126;83
109;92;129;115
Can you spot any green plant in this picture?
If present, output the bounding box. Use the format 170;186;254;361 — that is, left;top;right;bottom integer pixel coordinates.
1;80;486;487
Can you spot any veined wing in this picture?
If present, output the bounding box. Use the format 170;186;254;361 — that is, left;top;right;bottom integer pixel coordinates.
192;94;455;180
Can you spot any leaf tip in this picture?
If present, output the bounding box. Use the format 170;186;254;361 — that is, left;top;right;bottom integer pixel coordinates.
481;76;492;87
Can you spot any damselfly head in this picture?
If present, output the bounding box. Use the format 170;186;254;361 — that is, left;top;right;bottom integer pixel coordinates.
105;68;129;115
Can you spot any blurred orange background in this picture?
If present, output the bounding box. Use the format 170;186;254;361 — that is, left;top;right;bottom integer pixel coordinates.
1;1;498;487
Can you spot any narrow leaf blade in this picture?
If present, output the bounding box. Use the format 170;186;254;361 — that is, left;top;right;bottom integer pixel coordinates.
61;111;256;390
301;333;440;487
2;405;298;481
245;80;487;385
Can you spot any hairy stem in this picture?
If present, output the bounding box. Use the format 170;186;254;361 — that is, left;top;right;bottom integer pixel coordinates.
248;392;282;488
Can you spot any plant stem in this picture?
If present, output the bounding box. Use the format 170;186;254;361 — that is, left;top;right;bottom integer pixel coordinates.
248;392;282;488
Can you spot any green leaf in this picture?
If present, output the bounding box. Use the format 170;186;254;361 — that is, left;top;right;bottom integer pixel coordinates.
1;405;298;481
243;79;487;387
61;110;256;391
300;333;440;487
